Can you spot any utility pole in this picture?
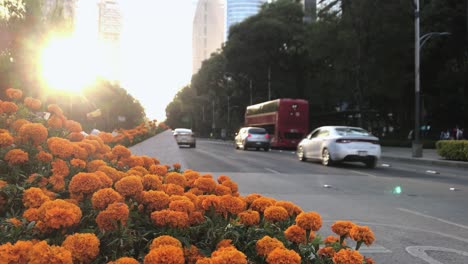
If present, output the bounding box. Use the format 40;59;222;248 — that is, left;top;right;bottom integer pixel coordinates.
412;0;423;158
249;80;253;105
268;66;271;101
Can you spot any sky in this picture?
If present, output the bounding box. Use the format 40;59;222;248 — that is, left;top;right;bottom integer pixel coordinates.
75;0;198;122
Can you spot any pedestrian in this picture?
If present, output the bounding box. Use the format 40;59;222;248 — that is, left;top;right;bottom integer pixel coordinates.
456;127;464;140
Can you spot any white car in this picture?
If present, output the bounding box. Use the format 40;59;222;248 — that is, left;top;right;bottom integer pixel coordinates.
234;127;270;151
296;126;381;168
173;128;196;148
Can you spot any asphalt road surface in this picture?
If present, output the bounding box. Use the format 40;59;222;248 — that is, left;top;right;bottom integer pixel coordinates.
137;136;468;264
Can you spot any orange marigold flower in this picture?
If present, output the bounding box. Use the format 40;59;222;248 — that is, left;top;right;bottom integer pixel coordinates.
284;225;306;244
295;212;322;231
0;240;34;263
184;170;200;187
129;165;149;175
194;177;217;193
211;247;247;264
323;235;341;245
62;233;100;263
332;249;364;264
29;241;73;264
18;123;48;145
11;118;31;132
70;158;86;169
36;151;53;163
162;183;184;196
52;158;70;177
169;199;195;214
24;97;42;110
144;245;185;264
96;202;129;231
4;148;29;165
217;175;230;184
165;172;186;187
215;184;231;196
115;176;144;197
255;236;285;257
142;174;163;190
47;137;74;159
108;257;140;264
69;172;103;196
275;201;299;217
98;132;114;143
317;246;336;258
68;132;85;142
6;88;23;99
266;247;301;264
365;257;376;264
250;197;276;213
98;166;125;183
0;179;7;189
37;199;82;230
64;120;82;133
87;159;107;172
184;245;204;264
195;258;212;264
188;211;205;225
23;208;40;222
199;195;221;212
219;195;246;215
47;104;63;116
49;174;66;192
244;193;262;206
221;180;238;193
172;163;181;170
150;235;182;250
216;239;233;249
7;217;22;227
331;221;355;238
95;171;113;188
264;206;289;222
1;101;18;114
150;164;168;176
92;188;124;210
142;190;170;211
47;115;63;128
151;209;189;228
0;131;14;147
112;145;131;159
238;210;260;226
349;225;375;246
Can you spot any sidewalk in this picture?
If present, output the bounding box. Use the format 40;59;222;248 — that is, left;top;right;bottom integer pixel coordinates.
381;147;468;168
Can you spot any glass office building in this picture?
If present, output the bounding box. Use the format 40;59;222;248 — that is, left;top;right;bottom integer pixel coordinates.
226;0;267;36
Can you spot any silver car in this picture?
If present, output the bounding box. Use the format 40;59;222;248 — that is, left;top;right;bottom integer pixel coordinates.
234;127;270;151
297;126;381;168
173;128;196;148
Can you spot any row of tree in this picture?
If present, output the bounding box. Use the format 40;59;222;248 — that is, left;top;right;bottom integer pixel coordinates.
0;0;146;132
166;0;467;139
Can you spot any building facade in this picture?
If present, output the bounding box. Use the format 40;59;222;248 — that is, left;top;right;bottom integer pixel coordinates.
225;0;267;37
192;0;225;74
42;0;77;23
98;0;122;42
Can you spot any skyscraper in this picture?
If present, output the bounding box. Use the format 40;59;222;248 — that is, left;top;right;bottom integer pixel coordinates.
192;0;225;74
225;0;267;37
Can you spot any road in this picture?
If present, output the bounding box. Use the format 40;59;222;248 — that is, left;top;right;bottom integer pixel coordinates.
134;135;468;263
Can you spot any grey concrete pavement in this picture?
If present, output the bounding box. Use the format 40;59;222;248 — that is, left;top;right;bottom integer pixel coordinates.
382;146;468;169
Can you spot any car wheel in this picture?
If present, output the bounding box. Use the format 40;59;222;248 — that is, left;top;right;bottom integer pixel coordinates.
297;146;306;161
192;143;196;148
235;142;239;149
322;148;333;166
263;147;269;152
243;141;248;151
365;158;377;168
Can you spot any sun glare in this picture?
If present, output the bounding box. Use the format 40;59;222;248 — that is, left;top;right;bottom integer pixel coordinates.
40;36;100;93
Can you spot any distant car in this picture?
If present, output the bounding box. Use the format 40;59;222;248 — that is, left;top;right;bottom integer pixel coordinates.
234;127;270;151
296;126;381;168
173;128;196;148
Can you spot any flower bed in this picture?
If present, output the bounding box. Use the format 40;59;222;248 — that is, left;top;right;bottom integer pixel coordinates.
0;89;376;263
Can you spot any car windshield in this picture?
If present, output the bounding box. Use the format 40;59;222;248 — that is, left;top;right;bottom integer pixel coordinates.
335;127;370;136
249;128;267;134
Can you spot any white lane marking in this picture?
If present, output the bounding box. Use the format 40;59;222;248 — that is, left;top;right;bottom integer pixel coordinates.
406;246;468;264
360;245;392;254
426;170;439;174
381;163;391;167
350;170;377;178
264;168;281;174
397;208;468;231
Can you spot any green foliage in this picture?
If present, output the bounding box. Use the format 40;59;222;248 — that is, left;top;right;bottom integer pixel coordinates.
436;140;468;161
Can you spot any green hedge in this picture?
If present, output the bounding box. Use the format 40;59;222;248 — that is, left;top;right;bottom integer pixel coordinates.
436;140;468;161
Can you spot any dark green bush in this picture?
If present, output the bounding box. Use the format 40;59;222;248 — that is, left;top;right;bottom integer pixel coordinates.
436;140;468;161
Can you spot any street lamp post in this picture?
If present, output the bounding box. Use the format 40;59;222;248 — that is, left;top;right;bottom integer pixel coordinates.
412;0;450;157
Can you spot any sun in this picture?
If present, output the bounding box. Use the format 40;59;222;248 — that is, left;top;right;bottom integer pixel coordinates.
40;36;101;93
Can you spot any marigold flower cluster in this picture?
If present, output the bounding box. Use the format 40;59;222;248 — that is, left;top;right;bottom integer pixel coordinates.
0;89;377;263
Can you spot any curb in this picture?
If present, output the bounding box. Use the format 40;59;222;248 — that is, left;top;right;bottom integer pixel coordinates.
381;155;468;169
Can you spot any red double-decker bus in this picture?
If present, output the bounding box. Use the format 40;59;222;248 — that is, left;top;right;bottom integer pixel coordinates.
244;98;309;148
